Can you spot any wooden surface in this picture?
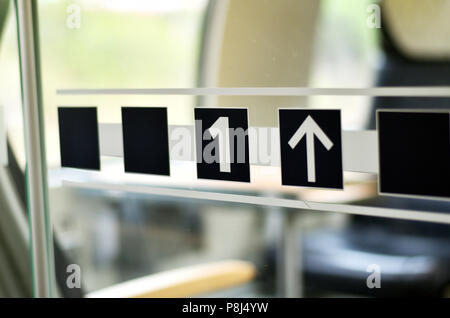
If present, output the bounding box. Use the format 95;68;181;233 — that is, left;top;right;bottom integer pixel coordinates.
87;260;256;298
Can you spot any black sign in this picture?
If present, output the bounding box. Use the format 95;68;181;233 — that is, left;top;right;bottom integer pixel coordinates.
195;108;250;182
378;110;450;199
122;107;170;176
279;109;343;189
58;107;100;170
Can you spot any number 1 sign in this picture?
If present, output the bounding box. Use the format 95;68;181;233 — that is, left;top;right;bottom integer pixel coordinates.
194;108;250;182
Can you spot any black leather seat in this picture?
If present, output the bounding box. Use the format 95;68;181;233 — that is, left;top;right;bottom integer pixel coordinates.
303;222;450;297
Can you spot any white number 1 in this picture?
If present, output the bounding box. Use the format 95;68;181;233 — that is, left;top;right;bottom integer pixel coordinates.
208;116;231;173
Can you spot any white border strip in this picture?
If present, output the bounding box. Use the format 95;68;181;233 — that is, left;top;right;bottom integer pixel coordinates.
63;181;450;224
98;123;378;173
56;87;450;97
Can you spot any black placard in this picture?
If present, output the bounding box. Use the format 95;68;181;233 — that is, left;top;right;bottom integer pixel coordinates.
122;107;170;176
58;107;100;170
195;108;250;182
279;109;343;189
378;110;450;199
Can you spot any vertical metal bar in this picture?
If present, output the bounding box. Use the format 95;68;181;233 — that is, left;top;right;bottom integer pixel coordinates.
15;0;54;297
280;211;301;298
265;201;302;297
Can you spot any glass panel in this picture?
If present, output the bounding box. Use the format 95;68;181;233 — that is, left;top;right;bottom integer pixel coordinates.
32;0;450;298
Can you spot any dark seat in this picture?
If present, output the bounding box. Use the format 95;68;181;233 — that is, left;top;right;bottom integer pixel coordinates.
303;224;450;297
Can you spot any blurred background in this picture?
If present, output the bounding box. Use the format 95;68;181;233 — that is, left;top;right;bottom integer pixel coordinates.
0;0;449;297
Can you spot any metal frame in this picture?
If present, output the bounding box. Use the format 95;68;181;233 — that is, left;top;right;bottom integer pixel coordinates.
15;0;54;298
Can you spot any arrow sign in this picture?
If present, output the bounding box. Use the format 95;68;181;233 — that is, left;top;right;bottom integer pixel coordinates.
288;115;334;183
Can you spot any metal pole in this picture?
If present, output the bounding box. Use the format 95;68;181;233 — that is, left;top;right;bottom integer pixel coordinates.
15;0;54;297
279;211;301;298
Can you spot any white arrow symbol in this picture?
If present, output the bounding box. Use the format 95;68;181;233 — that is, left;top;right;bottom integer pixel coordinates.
288;115;334;183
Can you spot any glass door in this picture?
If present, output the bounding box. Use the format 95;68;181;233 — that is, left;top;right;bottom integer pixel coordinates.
7;0;450;298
